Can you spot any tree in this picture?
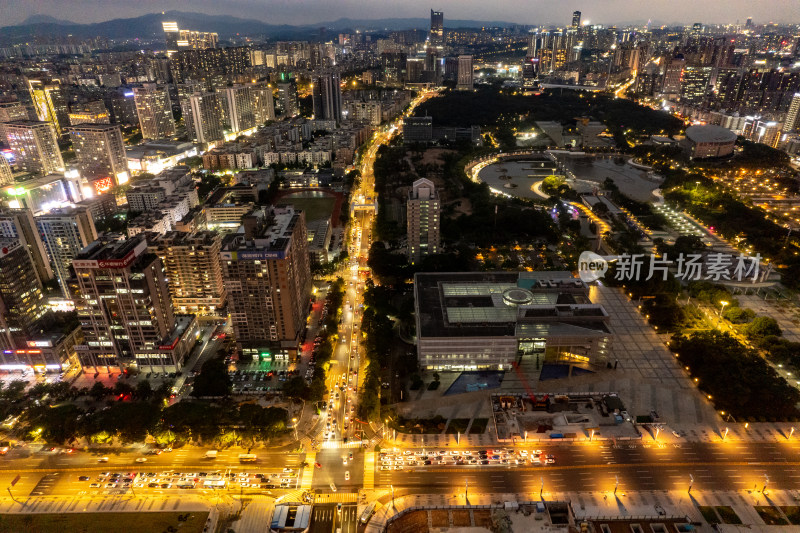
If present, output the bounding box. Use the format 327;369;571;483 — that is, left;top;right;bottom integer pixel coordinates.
89;382;109;401
134;380;153;401
192;356;232;397
746;316;782;341
282;376;311;400
723;307;756;324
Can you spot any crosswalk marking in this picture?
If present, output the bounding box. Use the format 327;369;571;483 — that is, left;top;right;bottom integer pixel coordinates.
315;492;359;503
300;452;315;490
363;451;375;490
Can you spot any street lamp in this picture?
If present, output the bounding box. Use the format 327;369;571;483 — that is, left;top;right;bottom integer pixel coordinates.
540;477;544;500
722;427;729;441
790;427;795;440
614;475;619;495
688;474;694;494
763;475;769;495
654;426;660;442
719;301;729;324
292;418;298;442
590;429;595;442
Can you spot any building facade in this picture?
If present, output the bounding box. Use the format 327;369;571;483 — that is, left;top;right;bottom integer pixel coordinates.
69;123;129;183
4;121;65;175
407;178;440;264
221;206;311;361
0;239;47;350
149;231;226;315
457;55;474;91
133;84;176;140
35;207;98;297
0;207;53;282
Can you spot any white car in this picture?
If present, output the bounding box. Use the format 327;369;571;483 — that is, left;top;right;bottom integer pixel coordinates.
135;458;147;463
345;471;350;481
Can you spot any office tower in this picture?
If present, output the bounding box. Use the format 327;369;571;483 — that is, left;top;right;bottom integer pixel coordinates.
149;231;226;314
221;206;311;359
783;93;800;133
424;49;442;84
69;123;129;183
572;11;582;28
188;92;225;144
277;80;299;117
430;10;444;47
680;66;713;105
0;208;54;282
133;84;175;140
68;101;110;126
0;101;29;143
745;17;753;29
73;235;176;371
176;81;206;141
0;157;12;187
224;85;256;133
27;79;69;137
407;178;440;264
662;55;686;94
406;58;424;83
163;21;180;55
252;84;276;124
312;72;343;123
0;239;47;349
35;207;97;297
163;21;218;56
4;121;65;176
457;55;474;91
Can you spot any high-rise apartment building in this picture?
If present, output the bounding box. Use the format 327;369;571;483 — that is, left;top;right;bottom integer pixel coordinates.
69;123;129;182
72;235;177;371
4;121;65;176
0;101;29;143
188;92;225;144
252;84;276;124
0;208;53;282
27;79;69;136
221;206;311;360
0;239;47;350
572;11;582;28
312;72;343;123
457;55;474;90
783;93;800;133
133;84;175;140
277;80;299;117
35;207;97;297
430;10;444;47
407;178;440;264
680;66;713;105
149;230;226;314
224;85;256;133
662;55;686;95
0;157;12;187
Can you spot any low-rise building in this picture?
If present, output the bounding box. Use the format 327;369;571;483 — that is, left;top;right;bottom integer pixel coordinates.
414;271;611;372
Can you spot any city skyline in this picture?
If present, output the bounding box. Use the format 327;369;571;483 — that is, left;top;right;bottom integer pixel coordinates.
2;1;799;28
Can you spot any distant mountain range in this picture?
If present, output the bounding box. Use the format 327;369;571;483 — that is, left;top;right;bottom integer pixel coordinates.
0;11;520;45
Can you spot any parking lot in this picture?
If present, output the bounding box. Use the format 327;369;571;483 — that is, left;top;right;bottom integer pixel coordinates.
227;368;299;395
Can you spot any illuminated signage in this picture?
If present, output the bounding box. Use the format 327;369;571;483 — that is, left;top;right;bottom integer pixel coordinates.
93;177;113;195
222;250;286;261
159;337;180;350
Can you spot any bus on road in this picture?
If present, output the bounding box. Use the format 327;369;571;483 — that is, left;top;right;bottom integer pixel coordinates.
238;453;257;462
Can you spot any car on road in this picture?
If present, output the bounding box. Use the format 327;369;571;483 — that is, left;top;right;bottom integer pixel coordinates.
78;476;90;481
314;462;322;469
148;482;159;488
329;482;337;492
160;483;172;489
105;483;117;488
98;456;109;462
135;458;147;463
672;430;681;438
342;457;347;465
89;483;101;488
345;471;350;481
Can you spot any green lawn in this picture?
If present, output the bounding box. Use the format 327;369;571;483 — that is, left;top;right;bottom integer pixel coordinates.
281;193;336;222
0;511;209;533
715;506;742;524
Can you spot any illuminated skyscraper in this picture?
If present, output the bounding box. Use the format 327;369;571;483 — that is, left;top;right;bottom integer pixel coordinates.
252;83;276;124
163;21;218;56
0;101;29;143
188;92;225;143
224;85;257;133
4;121;65;176
783;93;800;133
0;208;53;282
430;10;444;47
572;11;582;28
133;84;175;140
0;239;47;350
27;79;69;137
0;157;12;187
277;80;298;117
69;123;129;182
35;207;98;297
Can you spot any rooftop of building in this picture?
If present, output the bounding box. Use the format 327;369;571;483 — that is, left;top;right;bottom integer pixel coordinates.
415;271;609;339
76;233;147;263
152;230;220;247
206;184;259;207
125;140;195;158
222;206;302;255
68;123;119;132
270;504;311;531
685;124;738;143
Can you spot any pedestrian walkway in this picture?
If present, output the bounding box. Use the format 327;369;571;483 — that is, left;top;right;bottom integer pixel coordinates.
315;492;359;503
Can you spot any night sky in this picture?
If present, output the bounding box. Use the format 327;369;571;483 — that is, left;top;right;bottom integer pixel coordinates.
1;0;798;27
